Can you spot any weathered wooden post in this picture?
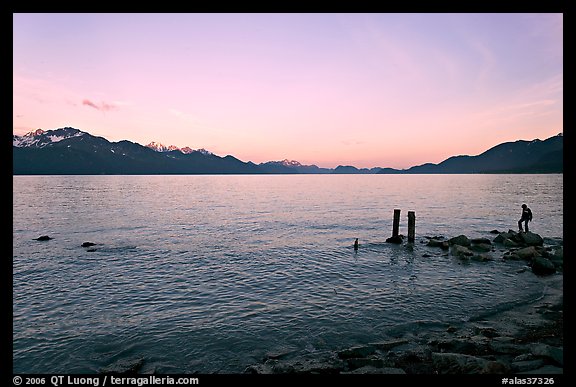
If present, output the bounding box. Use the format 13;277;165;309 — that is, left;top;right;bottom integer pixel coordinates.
392;209;401;237
407;211;415;243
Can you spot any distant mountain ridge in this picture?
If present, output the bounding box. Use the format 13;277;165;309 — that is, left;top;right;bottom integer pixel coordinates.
13;127;563;175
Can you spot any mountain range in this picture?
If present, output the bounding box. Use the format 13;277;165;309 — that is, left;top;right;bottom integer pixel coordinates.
12;127;563;175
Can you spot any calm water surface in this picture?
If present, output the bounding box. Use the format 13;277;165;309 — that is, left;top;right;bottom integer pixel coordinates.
13;174;563;373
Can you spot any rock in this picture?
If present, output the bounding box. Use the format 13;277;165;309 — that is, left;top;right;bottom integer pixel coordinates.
530;343;563;366
553;247;563;260
448;235;471;247
531;257;556;276
471;237;492;245
488;341;527;355
493;233;508;244
342;366;406;374
519;232;544;246
489;230;500;234
99;357;144;374
427;239;449;250
450;245;473;258
346;357;385;370
434;338;488;355
35;235;52;241
511;359;545;373
471;253;493;262
516;246;540;260
82;242;96;247
369;339;410;351
337;345;376;359
431;352;491;374
470;243;492;253
386;235;403;244
503;238;520;248
474;326;498;338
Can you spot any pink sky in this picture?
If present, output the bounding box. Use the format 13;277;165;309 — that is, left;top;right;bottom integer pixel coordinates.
13;13;563;169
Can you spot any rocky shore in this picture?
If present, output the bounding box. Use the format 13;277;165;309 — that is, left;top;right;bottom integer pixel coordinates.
243;230;564;375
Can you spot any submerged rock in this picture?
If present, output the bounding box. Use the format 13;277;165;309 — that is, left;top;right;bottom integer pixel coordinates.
35;235;52;241
386;235;404;244
99;357;144;374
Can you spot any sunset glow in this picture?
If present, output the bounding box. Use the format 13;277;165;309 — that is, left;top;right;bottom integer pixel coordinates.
13;13;563;169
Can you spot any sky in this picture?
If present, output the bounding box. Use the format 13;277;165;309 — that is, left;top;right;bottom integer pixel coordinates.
13;13;563;169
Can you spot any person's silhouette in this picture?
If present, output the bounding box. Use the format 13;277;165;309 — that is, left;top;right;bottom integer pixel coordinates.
518;204;533;232
354;238;359;250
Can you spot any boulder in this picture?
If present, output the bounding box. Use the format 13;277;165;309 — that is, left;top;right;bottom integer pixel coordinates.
451;245;473;258
519;232;544;246
35;235;52;241
531;257;556;276
516;246;540;260
448;235;471;247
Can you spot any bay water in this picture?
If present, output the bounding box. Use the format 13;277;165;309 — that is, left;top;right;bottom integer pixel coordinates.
12;174;563;373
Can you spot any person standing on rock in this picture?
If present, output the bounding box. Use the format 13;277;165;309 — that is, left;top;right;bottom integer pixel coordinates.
518;204;533;232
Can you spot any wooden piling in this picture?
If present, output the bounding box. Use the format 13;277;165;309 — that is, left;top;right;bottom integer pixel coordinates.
407;211;415;243
392;209;401;237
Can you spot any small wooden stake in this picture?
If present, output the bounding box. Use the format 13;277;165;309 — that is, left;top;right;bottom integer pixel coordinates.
407;211;415;243
393;209;401;237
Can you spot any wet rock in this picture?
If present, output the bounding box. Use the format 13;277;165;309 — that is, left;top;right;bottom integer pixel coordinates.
346;357;386;370
369;339;409;351
450;245;473;258
489;230;500;234
99;357;144;374
82;242;96;247
337;345;376;359
471;253;493;262
431;352;509;374
342;366;406;374
35;235;52;241
488;341;527;355
432;338;488;355
427;239;449;250
386;235;404;244
511;359;545;373
516;246;540;260
471;237;492;245
474;326;498;338
448;235;471;247
531;257;556;276
530;343;563;366
470;243;492;253
503;238;520;248
519;232;544;246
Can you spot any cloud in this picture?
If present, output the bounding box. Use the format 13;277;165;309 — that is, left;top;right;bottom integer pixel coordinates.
82;99;117;111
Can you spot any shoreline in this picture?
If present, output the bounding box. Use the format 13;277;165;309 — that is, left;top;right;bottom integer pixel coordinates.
243;231;564;375
243;274;563;375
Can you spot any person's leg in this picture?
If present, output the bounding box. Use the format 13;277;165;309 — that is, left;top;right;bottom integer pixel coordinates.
524;220;529;232
518;219;523;232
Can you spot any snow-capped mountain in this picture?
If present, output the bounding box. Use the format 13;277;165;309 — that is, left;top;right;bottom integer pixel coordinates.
13;127;86;148
12;127;563;175
13;127;261;175
145;141;213;155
